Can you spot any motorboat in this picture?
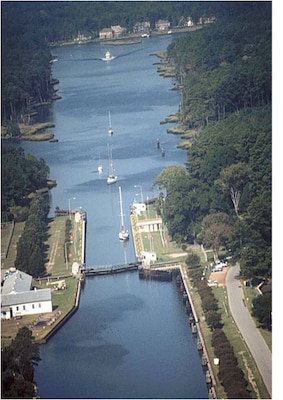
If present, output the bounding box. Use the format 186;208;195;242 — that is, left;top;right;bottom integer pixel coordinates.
102;50;115;62
97;153;103;174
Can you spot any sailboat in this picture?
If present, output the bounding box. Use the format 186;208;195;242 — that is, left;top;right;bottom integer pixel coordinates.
107;144;117;185
118;186;129;241
108;111;113;136
97;153;103;174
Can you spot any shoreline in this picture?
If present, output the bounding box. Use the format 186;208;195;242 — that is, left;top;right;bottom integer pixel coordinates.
129;206;218;398
48;26;201;48
36;211;87;344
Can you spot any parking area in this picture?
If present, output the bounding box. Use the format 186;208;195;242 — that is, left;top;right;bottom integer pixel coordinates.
209;267;230;287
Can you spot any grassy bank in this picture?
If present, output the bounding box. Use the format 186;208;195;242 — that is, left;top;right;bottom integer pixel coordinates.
1;122;56;141
131;202;270;399
1;215;84;345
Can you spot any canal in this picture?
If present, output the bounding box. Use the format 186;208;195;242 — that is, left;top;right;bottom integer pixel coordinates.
22;34;208;398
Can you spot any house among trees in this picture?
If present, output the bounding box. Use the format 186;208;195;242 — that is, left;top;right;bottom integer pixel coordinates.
99;25;125;39
155;19;171;31
99;28;114;39
1;269;52;320
133;21;151;34
74;31;92;43
111;25;125;38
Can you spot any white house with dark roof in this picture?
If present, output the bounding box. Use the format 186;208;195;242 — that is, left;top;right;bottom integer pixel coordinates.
1;269;52;320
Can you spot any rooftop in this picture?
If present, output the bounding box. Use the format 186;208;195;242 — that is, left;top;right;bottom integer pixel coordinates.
1;270;32;295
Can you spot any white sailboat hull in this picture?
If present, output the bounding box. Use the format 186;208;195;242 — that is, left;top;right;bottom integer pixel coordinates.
107;144;117;184
118;186;129;241
119;230;129;241
107;175;117;184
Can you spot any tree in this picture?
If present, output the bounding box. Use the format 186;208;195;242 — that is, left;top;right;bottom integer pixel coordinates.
154;165;187;192
201;212;233;260
217;162;252;217
2;327;40;398
252;293;272;330
185;253;201;268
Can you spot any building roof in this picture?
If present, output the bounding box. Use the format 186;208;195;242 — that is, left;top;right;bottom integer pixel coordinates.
100;28;113;33
1;288;52;307
1;270;32;295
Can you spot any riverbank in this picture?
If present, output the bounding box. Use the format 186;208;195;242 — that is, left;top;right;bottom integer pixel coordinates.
48;26;201;48
129;202;270;399
1;122;57;142
129;203;218;398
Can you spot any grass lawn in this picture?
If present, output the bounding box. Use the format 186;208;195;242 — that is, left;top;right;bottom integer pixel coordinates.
1;222;25;270
1;215;83;345
135;204;189;262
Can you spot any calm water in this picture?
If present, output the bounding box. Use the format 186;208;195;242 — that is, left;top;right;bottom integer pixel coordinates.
21;35;208;398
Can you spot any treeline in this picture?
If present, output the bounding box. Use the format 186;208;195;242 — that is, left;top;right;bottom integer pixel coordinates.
1;1;259;123
167;2;271;127
2;1;242;44
1;2;54;124
189;270;252;398
154;3;271;284
15;193;50;278
1;146;50;222
1;327;40;398
2;146;51;277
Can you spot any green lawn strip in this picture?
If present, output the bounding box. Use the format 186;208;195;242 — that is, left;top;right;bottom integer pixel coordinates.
1;315;38;347
1;222;13;254
35;276;78;315
68;217;83;266
187;279;227;399
45;216;70;275
213;286;270;399
1;222;25;270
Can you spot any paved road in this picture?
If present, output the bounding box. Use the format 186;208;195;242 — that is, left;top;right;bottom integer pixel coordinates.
226;264;272;397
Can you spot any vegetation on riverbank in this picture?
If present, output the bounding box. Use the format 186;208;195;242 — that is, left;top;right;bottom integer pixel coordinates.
153;2;271;329
1;215;82;347
1;3;271;397
2;327;40;398
188;266;270;399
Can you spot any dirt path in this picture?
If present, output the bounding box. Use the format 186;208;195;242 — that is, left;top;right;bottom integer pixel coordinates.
209;266;230;287
46;229;60;273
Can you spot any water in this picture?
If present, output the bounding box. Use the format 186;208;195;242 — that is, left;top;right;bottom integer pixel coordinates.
20;35;208;398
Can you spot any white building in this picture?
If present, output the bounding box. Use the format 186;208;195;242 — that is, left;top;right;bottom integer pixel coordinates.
131;202;146;215
141;251;157;267
1;269;52;320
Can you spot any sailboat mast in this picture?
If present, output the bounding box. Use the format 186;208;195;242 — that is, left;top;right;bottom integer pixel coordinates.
119;186;125;229
108;111;113;136
107;144;112;172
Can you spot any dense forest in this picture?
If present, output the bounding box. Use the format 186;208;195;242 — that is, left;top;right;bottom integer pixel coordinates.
1;1;258;124
1;146;50;222
2;147;51;277
154;3;271;291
